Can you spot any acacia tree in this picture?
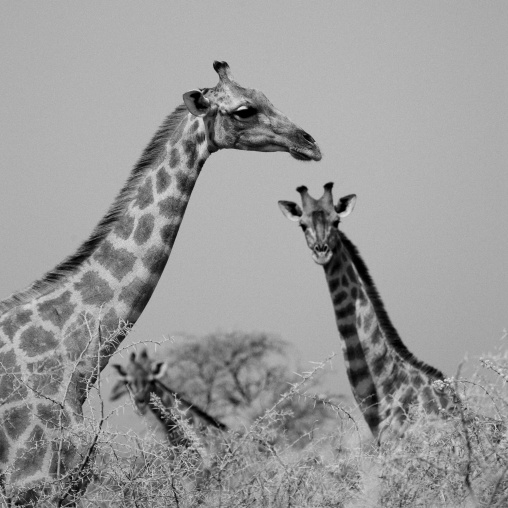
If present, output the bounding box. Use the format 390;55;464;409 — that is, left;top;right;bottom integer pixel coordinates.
160;331;343;446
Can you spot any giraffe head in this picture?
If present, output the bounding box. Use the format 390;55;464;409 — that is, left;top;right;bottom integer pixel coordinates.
182;61;321;161
110;350;166;414
278;182;356;265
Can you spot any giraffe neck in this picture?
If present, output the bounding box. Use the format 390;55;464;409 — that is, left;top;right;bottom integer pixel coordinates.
0;105;211;403
323;231;449;436
145;383;190;448
132;378;225;447
0;105;208;315
83;108;209;329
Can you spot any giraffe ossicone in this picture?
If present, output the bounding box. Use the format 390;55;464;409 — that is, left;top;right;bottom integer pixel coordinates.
278;182;455;440
0;60;321;503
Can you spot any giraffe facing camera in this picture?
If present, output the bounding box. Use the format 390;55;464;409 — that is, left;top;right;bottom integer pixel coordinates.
279;183;455;440
110;349;227;448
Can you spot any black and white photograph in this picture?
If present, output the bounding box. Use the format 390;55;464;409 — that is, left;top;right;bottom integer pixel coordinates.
0;2;507;506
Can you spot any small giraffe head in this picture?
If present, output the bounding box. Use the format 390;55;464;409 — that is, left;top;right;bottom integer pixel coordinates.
110;350;166;414
279;182;356;265
182;61;321;161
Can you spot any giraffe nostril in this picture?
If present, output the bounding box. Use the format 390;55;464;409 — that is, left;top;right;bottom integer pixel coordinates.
314;244;329;254
301;131;315;144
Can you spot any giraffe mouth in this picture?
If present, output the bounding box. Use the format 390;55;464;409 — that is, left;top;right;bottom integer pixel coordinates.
289;148;319;161
312;251;333;265
288;144;322;161
249;139;321;160
289;145;322;161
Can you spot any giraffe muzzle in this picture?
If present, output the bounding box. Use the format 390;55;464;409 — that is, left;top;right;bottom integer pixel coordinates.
312;244;332;265
289;129;322;161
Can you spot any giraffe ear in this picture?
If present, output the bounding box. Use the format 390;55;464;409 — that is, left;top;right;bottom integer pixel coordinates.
335;194;357;218
278;200;302;222
112;364;127;377
110;380;129;401
151;362;167;380
183;89;211;117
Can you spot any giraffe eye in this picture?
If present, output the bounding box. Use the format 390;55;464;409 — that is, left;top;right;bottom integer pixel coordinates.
300;223;308;232
232;106;257;120
332;219;340;228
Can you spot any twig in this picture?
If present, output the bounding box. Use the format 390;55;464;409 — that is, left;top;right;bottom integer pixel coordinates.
453;361;479;508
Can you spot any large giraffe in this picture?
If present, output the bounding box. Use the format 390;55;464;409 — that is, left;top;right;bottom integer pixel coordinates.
0;61;321;503
278;183;454;440
110;349;227;448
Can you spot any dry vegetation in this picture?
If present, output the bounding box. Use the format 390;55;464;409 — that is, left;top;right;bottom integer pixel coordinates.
3;331;508;507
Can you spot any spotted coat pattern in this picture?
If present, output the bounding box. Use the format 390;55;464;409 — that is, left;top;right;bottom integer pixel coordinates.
280;184;455;440
0;115;209;496
323;235;454;439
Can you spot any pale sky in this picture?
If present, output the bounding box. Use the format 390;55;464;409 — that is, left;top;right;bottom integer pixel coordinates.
1;2;507;421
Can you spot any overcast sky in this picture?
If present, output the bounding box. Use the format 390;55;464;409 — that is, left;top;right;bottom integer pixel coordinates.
0;2;507;429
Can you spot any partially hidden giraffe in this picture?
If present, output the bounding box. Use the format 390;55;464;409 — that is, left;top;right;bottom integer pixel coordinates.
110;349;227;448
278;183;455;440
0;61;321;502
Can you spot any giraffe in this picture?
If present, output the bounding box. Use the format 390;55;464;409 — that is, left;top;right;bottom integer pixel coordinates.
278;183;454;440
110;349;227;448
0;61;321;503
110;350;228;496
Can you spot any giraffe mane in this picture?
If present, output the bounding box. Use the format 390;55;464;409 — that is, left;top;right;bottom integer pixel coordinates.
338;231;446;381
0;104;189;314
